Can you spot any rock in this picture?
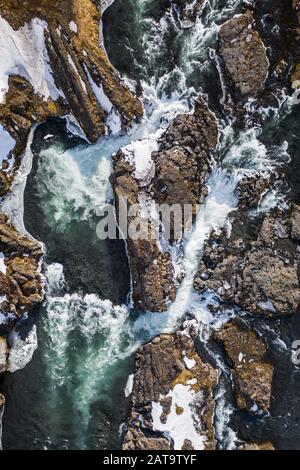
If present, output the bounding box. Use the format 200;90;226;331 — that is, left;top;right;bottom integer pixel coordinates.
0;0;143;195
152;98;219;212
173;0;205;28
219;11;269;98
291;204;300;242
235;174;273;210
123;321;218;450
0;337;9;374
110;98;218;312
214;322;273;413
194;209;300;316
0;76;65;196
0;213;44;373
0;393;5;408
240;442;275;450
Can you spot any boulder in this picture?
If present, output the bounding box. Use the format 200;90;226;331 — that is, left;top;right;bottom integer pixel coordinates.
0;0;143;195
219;11;269;97
123;321;218;450
240;442;275;450
214;322;273;413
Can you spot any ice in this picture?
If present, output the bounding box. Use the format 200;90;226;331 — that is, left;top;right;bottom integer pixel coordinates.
124;374;134;398
0;253;6;274
69;21;78;33
0;16;61;103
0;124;15;161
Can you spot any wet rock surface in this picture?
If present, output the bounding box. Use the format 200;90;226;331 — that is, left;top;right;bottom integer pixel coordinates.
194;208;300;317
214;322;273;413
219;11;269;98
0;213;43;371
122;321;218;450
0;76;64;196
111;98;218;312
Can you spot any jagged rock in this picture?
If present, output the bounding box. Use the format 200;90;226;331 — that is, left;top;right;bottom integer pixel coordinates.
173;0;205;27
240;442;275;450
152;98;219;212
0;76;64;196
110;98;218;312
219;11;269;97
0;213;43;372
0;0;142;194
0;393;5;407
214;322;273;413
0;337;9;374
123;321;218;450
194;208;300;316
0;213;43;258
235;174;273;209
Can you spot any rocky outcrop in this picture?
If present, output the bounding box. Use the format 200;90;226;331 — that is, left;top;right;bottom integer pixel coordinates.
123;321;217;450
214;322;273;413
152;98;219;212
0;0;142;195
111;98;218;312
235;174;274;210
219;11;269;98
0;76;65;196
0;213;43;370
194;208;300;317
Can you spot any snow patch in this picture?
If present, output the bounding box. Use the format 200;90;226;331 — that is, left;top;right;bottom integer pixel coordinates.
8;325;38;373
124;373;134;398
0;253;6;274
152;384;206;450
0;124;15;161
69;21;78;33
0;16;61;103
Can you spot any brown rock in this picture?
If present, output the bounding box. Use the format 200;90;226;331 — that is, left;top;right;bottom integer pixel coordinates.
235;174;273;210
0;393;5;407
240;442;275;450
194;209;300;316
214;322;273;413
110;98;218;312
0;0;143;195
219;11;269;97
123;322;218;450
0;337;9;374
